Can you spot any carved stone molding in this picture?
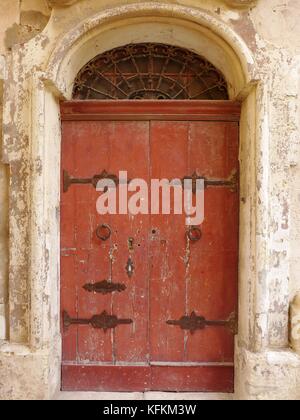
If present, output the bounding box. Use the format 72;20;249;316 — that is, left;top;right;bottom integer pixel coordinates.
47;0;80;7
47;0;258;8
290;295;300;355
223;0;258;7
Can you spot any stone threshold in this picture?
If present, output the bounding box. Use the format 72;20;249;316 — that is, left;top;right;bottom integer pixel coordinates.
55;392;233;400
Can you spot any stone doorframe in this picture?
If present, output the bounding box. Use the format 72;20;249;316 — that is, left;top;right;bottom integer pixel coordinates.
0;2;300;400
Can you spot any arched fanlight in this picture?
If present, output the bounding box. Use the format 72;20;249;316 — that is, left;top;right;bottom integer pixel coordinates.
73;43;228;100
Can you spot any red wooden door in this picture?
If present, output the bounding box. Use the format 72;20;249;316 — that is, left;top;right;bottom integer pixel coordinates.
60;101;240;392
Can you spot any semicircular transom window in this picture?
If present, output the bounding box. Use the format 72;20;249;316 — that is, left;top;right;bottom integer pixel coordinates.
73;43;229;100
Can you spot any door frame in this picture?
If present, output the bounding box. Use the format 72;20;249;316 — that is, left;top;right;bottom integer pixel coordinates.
60;100;241;122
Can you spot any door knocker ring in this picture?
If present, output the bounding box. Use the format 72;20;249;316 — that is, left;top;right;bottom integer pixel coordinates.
187;226;202;242
96;224;112;241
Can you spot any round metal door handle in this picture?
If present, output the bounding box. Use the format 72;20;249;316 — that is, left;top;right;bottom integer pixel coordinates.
96;224;112;241
187;226;202;242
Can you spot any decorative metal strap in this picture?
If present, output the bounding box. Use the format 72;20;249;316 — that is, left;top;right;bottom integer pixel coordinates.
63;169;120;192
64;169;237;193
83;280;126;295
182;171;237;193
167;311;237;335
63;310;133;332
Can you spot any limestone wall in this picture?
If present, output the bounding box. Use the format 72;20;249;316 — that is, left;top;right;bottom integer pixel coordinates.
0;0;50;341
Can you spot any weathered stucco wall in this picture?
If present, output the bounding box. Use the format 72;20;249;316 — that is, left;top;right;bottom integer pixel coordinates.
0;7;10;340
0;60;8;341
0;0;20;54
0;0;299;400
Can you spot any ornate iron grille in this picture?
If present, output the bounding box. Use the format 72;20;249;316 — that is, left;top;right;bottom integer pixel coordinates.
72;43;229;100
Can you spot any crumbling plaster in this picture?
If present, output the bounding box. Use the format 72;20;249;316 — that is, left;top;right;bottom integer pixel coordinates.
0;0;299;400
0;55;8;341
1;1;50;51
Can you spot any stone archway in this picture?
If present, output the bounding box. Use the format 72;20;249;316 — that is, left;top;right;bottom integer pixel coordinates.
1;1;299;400
43;4;259;398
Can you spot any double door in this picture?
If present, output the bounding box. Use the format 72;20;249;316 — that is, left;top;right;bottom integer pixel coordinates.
60;101;239;392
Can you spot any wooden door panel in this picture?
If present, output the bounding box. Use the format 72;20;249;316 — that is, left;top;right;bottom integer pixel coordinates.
61;120;151;364
149;121;238;365
149;121;188;362
185;123;239;364
150;366;234;393
62;365;152;392
62;365;234;392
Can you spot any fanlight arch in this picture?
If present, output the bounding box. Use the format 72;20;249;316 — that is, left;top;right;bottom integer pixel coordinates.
72;43;229;100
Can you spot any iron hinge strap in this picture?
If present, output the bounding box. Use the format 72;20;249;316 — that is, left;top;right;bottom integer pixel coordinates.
83;280;126;295
182;171;238;193
63;169;122;192
63;310;132;332
167;311;237;335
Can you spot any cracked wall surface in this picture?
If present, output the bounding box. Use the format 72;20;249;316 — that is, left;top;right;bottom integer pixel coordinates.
0;0;299;400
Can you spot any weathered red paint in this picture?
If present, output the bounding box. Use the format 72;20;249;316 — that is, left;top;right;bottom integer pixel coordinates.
62;365;234;392
61;101;240;392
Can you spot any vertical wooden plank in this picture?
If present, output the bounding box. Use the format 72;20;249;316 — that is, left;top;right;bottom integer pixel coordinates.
149;121;188;362
61;122;77;362
61;121;114;363
110;122;150;363
76;122;113;362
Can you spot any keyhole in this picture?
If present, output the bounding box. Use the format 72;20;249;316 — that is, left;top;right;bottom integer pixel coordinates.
128;237;134;251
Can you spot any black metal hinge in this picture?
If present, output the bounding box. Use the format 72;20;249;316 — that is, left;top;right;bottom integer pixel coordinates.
63;310;132;332
182;171;238;193
83;280;126;295
63;169;120;192
167;311;237;335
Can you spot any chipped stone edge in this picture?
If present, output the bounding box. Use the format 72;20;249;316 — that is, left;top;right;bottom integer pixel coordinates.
46;0;259;9
235;343;300;400
223;0;258;8
0;55;5;79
